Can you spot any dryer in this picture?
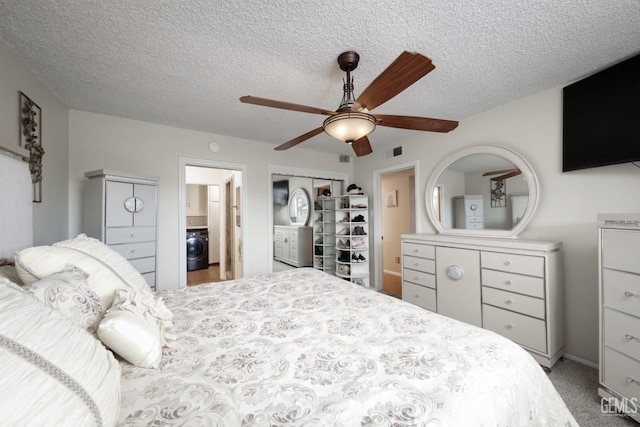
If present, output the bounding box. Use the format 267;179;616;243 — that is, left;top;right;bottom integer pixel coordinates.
186;228;209;271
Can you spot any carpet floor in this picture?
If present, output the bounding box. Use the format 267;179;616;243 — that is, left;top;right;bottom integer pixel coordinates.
548;358;637;426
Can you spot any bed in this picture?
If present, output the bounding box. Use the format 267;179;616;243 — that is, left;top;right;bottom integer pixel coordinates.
0;151;577;426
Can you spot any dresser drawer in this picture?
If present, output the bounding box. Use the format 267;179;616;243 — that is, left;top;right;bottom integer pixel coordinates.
482;304;547;353
403;268;436;289
481;251;544;277
603;347;640;404
142;272;156;290
403;281;436;312
602;229;640;275
289;233;298;245
482;286;545;319
403;255;435;274
403;242;435;259
129;257;156;274
603;268;640;316
604;308;640;360
109;241;155;260
481;269;544;299
106;227;156;244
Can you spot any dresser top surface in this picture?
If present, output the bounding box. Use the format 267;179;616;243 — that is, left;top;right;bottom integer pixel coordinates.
402;233;562;252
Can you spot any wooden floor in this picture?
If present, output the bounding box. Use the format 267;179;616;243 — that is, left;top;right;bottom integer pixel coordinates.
187;263;221;286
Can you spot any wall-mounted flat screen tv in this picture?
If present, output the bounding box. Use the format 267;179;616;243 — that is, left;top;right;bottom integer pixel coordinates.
273;180;289;206
562;53;640;172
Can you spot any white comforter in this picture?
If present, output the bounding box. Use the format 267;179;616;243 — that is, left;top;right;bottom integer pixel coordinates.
118;268;576;426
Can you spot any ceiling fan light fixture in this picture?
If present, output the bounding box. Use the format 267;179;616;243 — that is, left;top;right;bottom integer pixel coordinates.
322;112;376;143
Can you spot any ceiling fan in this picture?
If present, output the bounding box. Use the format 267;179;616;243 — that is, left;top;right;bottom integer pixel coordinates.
239;51;459;156
482;168;522;181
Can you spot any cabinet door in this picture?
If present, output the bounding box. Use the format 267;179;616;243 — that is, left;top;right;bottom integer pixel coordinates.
134;184;157;226
105;181;133;227
436;246;482;327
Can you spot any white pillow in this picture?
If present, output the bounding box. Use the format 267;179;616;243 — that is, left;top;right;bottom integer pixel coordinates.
53;234;153;298
0;281;121;426
26;266;104;333
97;290;169;369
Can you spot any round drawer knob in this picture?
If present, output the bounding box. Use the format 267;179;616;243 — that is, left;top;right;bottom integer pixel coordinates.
505;299;513;305
505;324;513;330
130;249;136;254
414;294;420;298
504;261;511;266
626;377;636;384
447;265;463;281
414;263;419;267
625;291;635;298
130;233;135;238
625;334;636;341
505;280;513;285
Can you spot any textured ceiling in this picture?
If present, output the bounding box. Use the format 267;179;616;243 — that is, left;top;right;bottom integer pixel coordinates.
1;0;639;156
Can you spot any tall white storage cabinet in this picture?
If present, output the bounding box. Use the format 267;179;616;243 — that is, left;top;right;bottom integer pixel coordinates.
335;195;370;287
598;214;640;422
83;170;158;291
401;233;564;368
454;195;484;229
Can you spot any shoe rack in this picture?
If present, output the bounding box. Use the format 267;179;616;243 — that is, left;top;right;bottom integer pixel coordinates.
335;194;370;287
313;197;335;274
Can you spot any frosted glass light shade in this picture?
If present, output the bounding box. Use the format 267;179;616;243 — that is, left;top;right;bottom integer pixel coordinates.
323;112;376;143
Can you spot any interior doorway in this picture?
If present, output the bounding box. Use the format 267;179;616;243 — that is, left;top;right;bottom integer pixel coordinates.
179;158;246;288
373;161;419;295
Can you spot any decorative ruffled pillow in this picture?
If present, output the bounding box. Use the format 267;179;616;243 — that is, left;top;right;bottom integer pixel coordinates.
26;266;104;334
0;280;121;426
97;289;174;369
0;265;23;285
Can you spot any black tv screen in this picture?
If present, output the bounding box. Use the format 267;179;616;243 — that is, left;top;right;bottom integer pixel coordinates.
273;180;289;206
562;53;640;172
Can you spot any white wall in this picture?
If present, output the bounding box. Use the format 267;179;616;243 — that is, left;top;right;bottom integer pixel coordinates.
68;110;353;290
354;86;640;364
0;40;69;245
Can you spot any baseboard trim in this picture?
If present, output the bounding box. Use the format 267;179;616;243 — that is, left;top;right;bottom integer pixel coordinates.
563;352;598;370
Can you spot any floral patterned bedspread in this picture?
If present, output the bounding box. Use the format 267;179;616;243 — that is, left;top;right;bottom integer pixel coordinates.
118;268;576;426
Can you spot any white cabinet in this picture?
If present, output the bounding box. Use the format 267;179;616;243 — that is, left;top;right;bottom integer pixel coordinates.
313;197;335;274
274;225;313;267
83;170;158;290
598;214;640;422
402;233;564;368
186;184;208;216
335;195;370;287
454;195;484;229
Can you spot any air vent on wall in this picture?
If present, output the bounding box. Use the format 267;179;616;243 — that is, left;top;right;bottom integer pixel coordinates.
339;155;350;163
384;146;403;159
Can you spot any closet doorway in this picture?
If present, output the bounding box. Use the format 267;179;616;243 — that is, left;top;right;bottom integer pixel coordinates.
373;162;419;296
179;158;246;288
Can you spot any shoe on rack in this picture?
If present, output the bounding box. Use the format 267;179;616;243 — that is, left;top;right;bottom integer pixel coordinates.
337;228;350;235
350;203;367;209
315;236;323;244
351;238;366;249
316;225;323;233
352;215;365;222
315;247;323;255
358;254;366;262
340;213;350;222
337;239;346;249
352;253;359;262
353;278;365;286
317;214;323;221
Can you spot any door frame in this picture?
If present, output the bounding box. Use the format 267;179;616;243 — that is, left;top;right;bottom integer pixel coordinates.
178;157;247;288
267;164;349;273
372;160;420;291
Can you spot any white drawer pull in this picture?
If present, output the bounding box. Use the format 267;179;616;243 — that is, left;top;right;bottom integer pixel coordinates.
414;294;420;298
130;249;136;254
413;249;419;253
626;376;637;385
505;324;513;330
413;277;420;281
130;233;135;238
505;280;513;285
504;261;511;266
505;299;513;305
414;262;420;267
625;291;636;298
625;334;638;341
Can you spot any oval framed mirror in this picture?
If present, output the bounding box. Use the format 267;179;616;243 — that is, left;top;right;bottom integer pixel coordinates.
425;145;539;238
288;188;310;226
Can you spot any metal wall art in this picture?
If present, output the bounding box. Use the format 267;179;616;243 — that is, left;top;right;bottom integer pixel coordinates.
490;179;506;208
19;91;44;202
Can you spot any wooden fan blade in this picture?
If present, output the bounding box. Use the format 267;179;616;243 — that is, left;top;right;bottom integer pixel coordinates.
491;170;522;181
274;127;324;151
351;136;373;157
482;168;520;176
353;51;435;111
240;96;336;116
375;114;458;133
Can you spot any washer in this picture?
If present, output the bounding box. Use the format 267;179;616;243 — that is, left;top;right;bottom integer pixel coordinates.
186;228;209;271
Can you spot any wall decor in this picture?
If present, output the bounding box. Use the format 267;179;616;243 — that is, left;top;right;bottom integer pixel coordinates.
490;179;506;208
386;190;398;207
19;91;44;202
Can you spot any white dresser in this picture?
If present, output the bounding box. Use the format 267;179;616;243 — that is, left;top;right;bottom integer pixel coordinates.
83;170;158;290
598;214;640;421
402;233;564;368
274;225;313;267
